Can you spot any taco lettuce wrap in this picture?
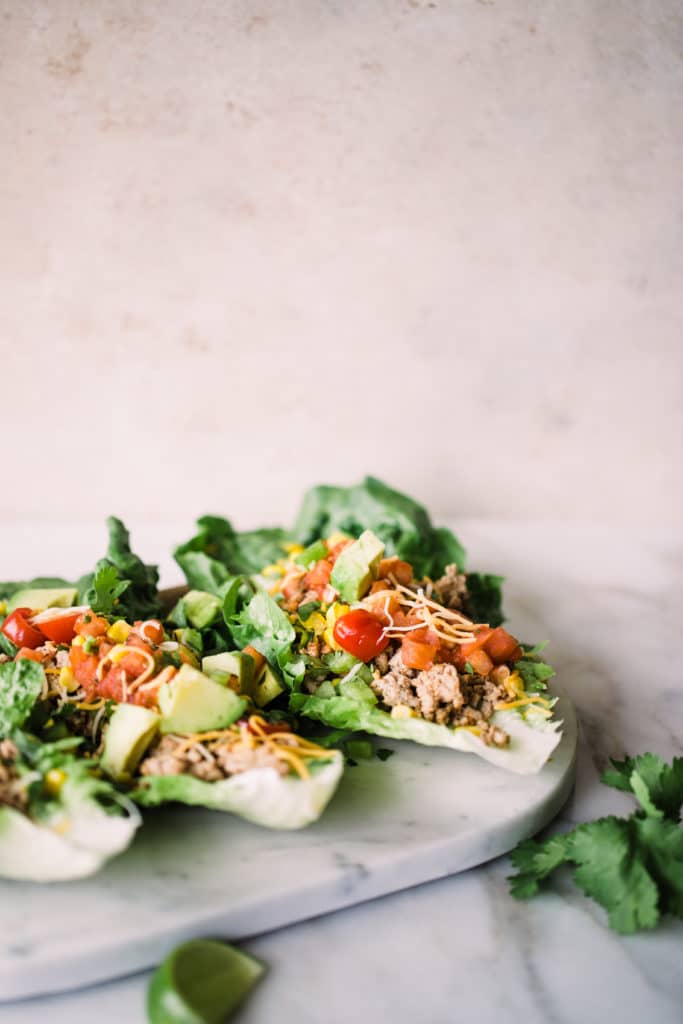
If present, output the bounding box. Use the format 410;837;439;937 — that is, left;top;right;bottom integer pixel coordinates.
225;526;562;775
0;660;140;881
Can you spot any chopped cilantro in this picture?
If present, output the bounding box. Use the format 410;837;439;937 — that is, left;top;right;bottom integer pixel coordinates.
376;748;395;762
83;635;99;655
464;661;474;675
508;752;683;933
83;565;130;618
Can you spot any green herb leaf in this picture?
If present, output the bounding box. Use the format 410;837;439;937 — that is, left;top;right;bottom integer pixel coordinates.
0;660;45;737
508;752;683;934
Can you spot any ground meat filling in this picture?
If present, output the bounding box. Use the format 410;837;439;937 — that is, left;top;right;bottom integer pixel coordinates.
0;739;28;811
433;563;469;611
370;647;509;746
139;734;288;783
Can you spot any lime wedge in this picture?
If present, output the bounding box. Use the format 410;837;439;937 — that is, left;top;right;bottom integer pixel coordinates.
147;939;266;1024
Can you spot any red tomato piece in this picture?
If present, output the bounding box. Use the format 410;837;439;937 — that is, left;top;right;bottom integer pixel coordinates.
378;558;413;585
401;638;439;671
459;627;494;657
14;647;45;663
31;609;83;645
97;666;126;703
134;620;164;645
483;627;523;665
74;613;109;638
69;644;100;693
466;649;494;676
304;559;333;592
333;609;389;663
2;608;45;649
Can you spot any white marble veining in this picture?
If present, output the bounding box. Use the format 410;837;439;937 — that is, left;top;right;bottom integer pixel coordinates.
1;521;682;1022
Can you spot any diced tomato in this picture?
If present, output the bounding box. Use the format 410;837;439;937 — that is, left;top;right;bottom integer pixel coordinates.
32;609;83;644
133;685;160;709
116;647;153;679
333;609;389;663
363;590;401;623
74;613;109;638
69;645;100;697
466;649;494;676
97;666;126;703
401;638;439;671
304;559;333;596
378;558;413;585
2;608;45;649
459;627;494;657
15;647;44;663
483;627;523;665
134;620;164;645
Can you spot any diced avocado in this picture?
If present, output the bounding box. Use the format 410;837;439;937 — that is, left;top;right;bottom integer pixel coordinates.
293;540;329;568
8;587;78;614
329;530;385;602
201;651;255;696
101;704;160;782
180;590;222;630
252;664;285;708
158;664;246;734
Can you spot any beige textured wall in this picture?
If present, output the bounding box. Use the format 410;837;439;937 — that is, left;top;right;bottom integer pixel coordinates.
1;1;681;531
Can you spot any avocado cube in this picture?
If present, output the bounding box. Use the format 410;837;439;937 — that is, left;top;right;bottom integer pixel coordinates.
201;651;255;696
330;530;385;602
8;587;78;614
180;590;222;630
101;704;160;782
252;664;285;708
158;665;246;734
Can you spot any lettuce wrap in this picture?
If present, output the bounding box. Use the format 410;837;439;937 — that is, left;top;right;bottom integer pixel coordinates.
0;660;140;881
133;752;343;830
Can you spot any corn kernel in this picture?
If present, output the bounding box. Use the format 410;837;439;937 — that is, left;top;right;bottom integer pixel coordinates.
323;627;339;650
45;769;67;796
59;665;78;692
391;704;414;720
72;635;85;647
326;532;350;546
107;620;132;643
303;612;326;634
283;542;304;555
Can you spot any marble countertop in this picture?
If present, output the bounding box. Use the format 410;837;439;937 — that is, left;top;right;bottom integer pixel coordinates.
2;522;682;1023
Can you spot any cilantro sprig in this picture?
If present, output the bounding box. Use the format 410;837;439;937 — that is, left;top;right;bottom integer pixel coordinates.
508;753;683;933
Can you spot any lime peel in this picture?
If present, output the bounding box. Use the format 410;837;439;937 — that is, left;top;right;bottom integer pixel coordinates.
147;938;266;1024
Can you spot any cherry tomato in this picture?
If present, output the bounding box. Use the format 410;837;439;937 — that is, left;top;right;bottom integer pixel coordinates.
333;609;389;663
2;608;45;649
31;608;84;645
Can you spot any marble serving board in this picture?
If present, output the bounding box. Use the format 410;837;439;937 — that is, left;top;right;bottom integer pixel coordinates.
1;689;576;1002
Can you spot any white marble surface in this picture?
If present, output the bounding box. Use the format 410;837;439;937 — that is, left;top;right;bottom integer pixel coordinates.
2;521;682;1022
1;1;682;528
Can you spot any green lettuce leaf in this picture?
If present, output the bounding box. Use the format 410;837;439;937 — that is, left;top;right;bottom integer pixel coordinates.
294;476;466;579
0;576;73;603
133;754;343;829
291;672;562;775
228;590;304;688
174;516;289;593
78;517;161;620
0;660;45;736
465;573;505;627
